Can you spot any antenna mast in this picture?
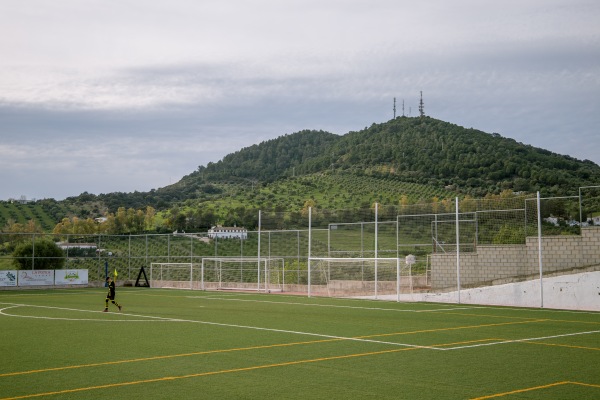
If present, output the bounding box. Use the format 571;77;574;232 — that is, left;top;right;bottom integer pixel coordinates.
419;91;425;118
393;97;396;118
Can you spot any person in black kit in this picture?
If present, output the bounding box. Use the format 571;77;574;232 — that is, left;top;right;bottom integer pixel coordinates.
103;276;122;312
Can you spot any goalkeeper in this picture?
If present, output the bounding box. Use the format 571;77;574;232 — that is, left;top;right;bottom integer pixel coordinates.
103;276;122;312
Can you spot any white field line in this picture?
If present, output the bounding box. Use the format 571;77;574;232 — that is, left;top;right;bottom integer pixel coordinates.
3;300;597;354
0;302;439;351
132;288;600;315
186;295;481;313
0;303;178;322
440;329;600;351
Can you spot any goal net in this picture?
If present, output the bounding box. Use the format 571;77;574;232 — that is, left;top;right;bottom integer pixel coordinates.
149;263;198;290
201;257;284;292
308;257;405;299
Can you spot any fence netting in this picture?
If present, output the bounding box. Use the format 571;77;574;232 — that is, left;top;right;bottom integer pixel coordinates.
1;190;599;308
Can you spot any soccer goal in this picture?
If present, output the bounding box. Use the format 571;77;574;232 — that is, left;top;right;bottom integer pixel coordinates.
200;257;285;292
149;263;199;290
308;257;403;299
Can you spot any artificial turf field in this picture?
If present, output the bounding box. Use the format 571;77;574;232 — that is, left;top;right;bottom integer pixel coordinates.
1;287;598;400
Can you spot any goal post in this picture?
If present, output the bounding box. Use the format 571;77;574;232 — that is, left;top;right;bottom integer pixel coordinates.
149;263;197;290
308;257;403;299
200;257;285;292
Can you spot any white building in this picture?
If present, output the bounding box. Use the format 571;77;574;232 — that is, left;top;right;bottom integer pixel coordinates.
207;226;248;240
57;242;97;250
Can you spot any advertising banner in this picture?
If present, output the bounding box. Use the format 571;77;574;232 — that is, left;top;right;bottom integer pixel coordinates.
17;270;55;286
55;269;89;285
0;270;18;287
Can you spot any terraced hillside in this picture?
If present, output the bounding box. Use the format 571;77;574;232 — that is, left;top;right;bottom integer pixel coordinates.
0;201;73;232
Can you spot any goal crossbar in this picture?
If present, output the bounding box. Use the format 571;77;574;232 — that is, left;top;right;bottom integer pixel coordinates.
308;257;402;300
201;257;285;292
149;263;196;290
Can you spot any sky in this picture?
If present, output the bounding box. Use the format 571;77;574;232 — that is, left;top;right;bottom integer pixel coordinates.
1;0;599;201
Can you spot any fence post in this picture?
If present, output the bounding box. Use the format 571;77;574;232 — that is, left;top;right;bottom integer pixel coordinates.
455;197;461;304
375;202;378;299
579;186;583;225
537;191;544;308
308;207;312;298
396;257;401;303
129;235;132;280
31;233;36;270
258;210;262;292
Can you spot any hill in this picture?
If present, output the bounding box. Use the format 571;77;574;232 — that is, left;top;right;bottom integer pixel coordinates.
0;199;76;232
182;117;599;198
3;117;600;232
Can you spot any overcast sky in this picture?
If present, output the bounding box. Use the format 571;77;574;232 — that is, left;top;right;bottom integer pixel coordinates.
1;0;599;201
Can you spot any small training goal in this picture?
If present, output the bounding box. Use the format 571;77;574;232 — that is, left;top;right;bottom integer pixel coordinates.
201;257;285;292
149;263;199;290
150;258;285;292
308;257;403;299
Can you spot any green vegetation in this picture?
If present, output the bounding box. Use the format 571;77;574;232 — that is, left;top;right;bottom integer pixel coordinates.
1;289;598;399
2;117;600;234
0;202;60;232
11;238;65;270
186;117;600;198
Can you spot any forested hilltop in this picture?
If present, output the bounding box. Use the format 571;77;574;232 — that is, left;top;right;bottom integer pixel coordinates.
3;116;600;233
186;117;599;197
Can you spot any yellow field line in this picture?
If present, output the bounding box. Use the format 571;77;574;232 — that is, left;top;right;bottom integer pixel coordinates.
530;317;600;326
470;381;600;399
0;318;544;378
430;338;504;348
426;310;546;321
523;341;600;351
0;347;419;400
0;338;340;377
0;337;498;379
572;382;600;389
431;310;600;326
355;319;547;339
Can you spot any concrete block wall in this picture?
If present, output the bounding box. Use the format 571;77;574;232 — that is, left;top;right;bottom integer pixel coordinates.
525;236;582;273
581;227;600;266
431;227;600;290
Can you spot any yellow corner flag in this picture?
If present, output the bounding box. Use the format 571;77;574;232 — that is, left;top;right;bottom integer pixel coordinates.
113;268;118;278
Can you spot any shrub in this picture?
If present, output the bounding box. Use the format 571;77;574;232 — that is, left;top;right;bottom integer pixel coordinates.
12;239;65;270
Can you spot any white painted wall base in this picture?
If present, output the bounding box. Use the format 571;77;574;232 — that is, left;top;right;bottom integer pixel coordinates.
388;272;600;311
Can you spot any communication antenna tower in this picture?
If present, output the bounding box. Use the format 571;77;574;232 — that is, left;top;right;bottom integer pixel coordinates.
419;91;425;118
393;98;396;118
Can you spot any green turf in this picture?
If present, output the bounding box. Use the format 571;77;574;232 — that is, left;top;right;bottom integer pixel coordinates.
1;288;598;399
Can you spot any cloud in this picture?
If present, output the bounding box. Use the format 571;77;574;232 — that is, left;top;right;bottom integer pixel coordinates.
0;0;599;200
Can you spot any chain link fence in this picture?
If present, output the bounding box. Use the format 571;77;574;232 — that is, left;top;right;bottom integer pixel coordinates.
1;189;599;307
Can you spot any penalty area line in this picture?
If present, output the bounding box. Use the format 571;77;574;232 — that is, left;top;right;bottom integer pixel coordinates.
0;302;438;351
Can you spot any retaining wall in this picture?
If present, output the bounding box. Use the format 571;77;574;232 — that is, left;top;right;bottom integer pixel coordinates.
431;227;600;290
